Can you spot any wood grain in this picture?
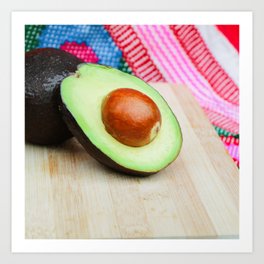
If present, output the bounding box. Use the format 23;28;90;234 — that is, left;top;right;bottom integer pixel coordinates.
25;84;239;239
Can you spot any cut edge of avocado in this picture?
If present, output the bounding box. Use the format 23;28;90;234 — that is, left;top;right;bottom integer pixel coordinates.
59;63;183;175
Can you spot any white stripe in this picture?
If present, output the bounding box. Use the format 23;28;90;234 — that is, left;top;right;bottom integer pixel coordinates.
196;25;239;86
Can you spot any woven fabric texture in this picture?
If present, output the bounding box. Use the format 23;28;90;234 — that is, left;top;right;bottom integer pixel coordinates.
25;24;239;166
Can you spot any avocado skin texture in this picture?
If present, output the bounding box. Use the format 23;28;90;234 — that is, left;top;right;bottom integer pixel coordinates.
58;94;155;176
25;48;84;145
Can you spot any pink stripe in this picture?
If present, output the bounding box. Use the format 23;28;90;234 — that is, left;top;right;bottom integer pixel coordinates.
155;25;239;123
136;26;239;132
224;144;239;160
229;90;239;102
170;25;239;105
205;108;239;133
136;26;178;83
153;26;225;110
137;25;239;127
144;26;187;83
104;25;165;82
203;109;239;134
142;25;212;104
158;26;213;95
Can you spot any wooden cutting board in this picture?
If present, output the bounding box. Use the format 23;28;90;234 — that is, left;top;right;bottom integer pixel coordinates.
25;84;239;239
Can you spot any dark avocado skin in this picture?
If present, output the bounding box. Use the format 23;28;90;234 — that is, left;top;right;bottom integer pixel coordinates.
25;48;84;145
58;94;155;176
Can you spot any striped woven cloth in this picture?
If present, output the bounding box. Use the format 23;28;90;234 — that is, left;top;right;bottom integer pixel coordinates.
25;25;239;166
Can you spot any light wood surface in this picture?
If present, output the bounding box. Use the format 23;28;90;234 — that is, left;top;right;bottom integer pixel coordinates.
25;84;239;239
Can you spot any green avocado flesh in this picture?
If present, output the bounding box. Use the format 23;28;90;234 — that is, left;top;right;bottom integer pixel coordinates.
61;64;182;173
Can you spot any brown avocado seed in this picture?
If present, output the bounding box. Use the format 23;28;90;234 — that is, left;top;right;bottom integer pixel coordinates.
101;88;162;147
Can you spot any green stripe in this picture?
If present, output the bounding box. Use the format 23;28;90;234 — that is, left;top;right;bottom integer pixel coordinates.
25;25;46;52
214;126;239;138
118;57;133;75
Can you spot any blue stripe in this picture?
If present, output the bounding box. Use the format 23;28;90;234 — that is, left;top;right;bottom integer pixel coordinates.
38;25;122;68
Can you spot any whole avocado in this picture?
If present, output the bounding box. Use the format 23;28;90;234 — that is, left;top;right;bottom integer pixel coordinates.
25;48;84;145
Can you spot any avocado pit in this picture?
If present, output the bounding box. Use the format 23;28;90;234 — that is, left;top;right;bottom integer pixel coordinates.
101;88;161;147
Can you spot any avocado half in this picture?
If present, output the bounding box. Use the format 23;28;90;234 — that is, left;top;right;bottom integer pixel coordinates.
59;64;183;176
25;48;84;145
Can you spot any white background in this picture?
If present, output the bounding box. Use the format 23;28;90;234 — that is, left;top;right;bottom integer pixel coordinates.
1;0;263;263
11;11;252;253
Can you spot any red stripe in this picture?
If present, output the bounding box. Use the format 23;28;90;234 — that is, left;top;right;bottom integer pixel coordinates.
216;25;239;52
203;108;239;134
230;157;239;167
104;25;165;82
220;136;239;145
170;25;239;105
